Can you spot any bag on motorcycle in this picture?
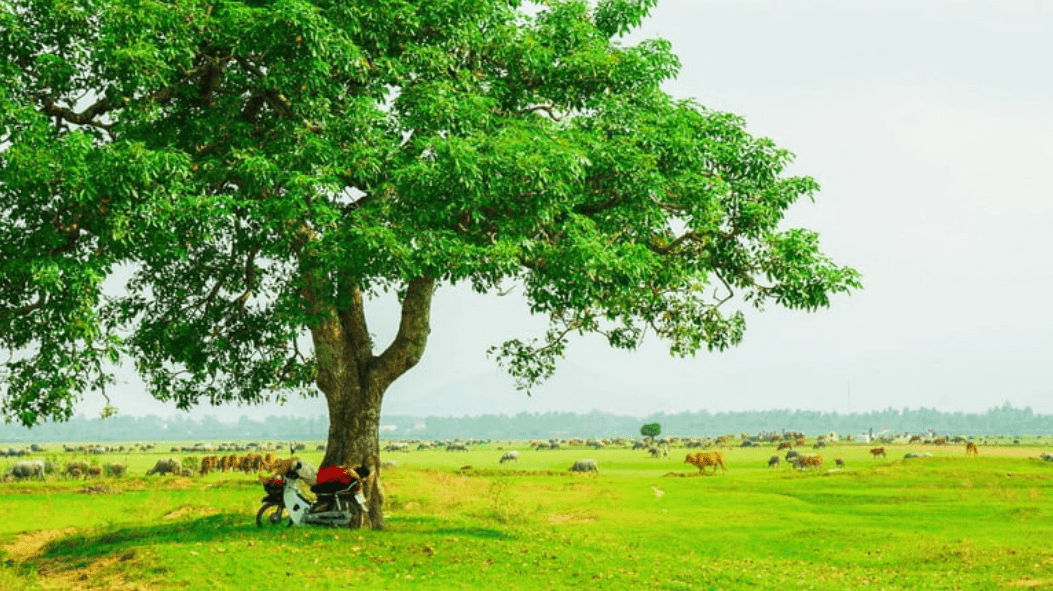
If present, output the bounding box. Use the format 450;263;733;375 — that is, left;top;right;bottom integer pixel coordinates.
260;474;284;495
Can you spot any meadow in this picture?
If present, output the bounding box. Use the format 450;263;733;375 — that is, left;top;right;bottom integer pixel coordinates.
2;439;1053;590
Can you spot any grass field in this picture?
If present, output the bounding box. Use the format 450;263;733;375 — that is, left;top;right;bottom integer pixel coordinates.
2;440;1053;590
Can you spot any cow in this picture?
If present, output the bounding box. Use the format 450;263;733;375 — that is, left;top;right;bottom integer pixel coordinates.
870;447;886;459
834;458;845;469
966;442;979;456
909;435;923;444
500;451;519;464
146;458;180;476
199;455;220;475
3;460;45;481
64;461;90;479
777;441;793;451
793;453;823;470
768;455;780;468
220;454;238;472
684;451;727;474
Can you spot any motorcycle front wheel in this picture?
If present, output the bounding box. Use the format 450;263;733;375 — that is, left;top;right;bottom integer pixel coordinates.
256;503;290;528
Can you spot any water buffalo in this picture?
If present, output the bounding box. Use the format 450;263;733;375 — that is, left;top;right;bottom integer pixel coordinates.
3;460;45;481
146;458;180;476
569;459;598;473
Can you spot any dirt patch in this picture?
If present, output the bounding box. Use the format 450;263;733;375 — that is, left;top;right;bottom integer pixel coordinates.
34;553;149;591
981;447;1053;459
78;484;119;494
549;513;595;525
163;505;219;520
880;445;1050;459
2;528;79;560
1006;579;1053;588
157;477;197;491
6;530;153;590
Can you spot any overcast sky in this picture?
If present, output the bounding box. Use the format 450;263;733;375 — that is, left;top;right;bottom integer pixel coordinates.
79;0;1053;421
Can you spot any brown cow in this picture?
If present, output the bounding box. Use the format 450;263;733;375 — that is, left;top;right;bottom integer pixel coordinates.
199;455;219;476
794;453;823;470
685;451;727;474
870;447;886;459
909;435;923;444
966;442;979;456
777;441;793;451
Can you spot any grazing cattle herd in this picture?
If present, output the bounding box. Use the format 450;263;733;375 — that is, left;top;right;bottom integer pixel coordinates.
1;433;1049;484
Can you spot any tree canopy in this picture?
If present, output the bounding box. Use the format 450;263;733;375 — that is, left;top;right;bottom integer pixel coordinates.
640;422;660;440
1;0;861;431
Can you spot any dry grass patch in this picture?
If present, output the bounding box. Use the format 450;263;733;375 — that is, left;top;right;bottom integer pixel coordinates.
548;513;595;525
33;553;149;591
5;529;151;591
162;505;219;520
1007;579;1053;588
3;528;79;560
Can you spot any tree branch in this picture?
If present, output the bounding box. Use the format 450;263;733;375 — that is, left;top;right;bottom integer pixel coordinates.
520;104;565;121
336;280;373;371
0;295;45;323
372;276;436;390
36;94;115;126
645;230;703;255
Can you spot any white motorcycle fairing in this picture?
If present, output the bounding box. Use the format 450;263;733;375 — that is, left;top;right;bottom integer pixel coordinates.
281;461;368;527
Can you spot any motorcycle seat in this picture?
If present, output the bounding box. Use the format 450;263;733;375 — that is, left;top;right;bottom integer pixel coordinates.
310;465;369;495
310;480;357;495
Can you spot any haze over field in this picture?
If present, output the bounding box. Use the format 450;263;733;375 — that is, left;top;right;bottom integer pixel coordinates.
74;0;1053;422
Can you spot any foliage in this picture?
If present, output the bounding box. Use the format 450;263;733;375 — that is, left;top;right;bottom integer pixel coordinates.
640;421;660;439
1;0;860;429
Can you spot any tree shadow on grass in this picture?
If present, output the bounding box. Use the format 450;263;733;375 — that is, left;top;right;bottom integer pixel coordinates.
32;512;512;569
389;517;513;540
33;513;249;563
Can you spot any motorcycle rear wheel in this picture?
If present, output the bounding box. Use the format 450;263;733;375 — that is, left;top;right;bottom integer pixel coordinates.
256;502;290;528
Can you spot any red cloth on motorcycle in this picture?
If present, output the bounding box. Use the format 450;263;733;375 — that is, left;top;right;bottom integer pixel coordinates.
315;466;360;484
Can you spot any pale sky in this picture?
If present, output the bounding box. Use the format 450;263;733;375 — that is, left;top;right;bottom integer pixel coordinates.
79;0;1053;421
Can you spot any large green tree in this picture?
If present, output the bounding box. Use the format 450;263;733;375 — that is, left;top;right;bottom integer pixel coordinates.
0;0;860;527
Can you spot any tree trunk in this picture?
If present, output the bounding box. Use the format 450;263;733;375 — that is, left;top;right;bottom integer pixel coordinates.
321;380;385;528
307;276;435;530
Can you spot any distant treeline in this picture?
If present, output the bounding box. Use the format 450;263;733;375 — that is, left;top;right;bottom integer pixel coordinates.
0;402;1048;442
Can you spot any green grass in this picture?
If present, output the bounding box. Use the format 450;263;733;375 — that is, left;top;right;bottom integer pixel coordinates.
3;442;1053;590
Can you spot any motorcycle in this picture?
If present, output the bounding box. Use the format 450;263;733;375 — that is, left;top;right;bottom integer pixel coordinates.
256;460;370;528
